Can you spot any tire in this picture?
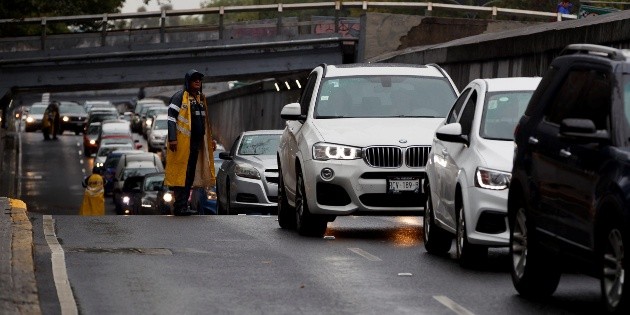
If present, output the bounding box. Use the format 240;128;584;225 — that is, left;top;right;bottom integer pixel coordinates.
224;180;237;215
456;202;487;267
277;163;295;229
597;201;629;314
509;203;560;298
295;170;327;237
216;181;225;215
423;187;452;255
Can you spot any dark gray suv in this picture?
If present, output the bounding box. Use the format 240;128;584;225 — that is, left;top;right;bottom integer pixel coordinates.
508;44;630;313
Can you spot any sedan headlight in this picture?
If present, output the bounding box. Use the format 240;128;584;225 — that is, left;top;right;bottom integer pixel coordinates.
122;196;130;204
26;117;34;123
313;142;362;160
235;163;260;179
475;167;511;190
163;192;173;203
62;116;70;122
145;119;153;126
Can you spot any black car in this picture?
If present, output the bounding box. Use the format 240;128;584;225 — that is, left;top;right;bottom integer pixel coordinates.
58;101;87;135
508;44;630;313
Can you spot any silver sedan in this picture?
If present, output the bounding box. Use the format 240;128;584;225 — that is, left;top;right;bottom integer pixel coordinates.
216;130;283;215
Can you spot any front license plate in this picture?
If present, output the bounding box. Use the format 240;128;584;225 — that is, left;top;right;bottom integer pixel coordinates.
387;177;421;194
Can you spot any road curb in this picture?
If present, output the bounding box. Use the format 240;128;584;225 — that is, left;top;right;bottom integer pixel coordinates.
1;197;41;315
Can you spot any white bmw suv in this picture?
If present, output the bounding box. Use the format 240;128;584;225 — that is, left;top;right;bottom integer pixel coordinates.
277;63;460;236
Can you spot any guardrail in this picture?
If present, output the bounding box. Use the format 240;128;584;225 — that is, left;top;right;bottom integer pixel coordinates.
0;1;577;50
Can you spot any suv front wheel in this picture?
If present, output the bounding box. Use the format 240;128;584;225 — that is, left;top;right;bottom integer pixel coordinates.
295;170;327;237
277;162;295;229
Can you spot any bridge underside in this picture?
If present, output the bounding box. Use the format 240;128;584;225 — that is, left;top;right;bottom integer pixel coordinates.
0;36;355;106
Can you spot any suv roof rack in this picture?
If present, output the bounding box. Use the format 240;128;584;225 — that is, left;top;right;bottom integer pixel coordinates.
560;44;626;61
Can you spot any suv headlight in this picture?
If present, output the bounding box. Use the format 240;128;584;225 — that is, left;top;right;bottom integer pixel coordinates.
235;163;261;179
313;143;362;160
475;167;511;190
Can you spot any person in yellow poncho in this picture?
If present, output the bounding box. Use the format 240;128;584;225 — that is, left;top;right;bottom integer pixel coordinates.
80;167;105;215
165;69;216;216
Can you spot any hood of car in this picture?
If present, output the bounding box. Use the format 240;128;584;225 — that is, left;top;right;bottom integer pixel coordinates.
236;154;277;169
311;118;445;147
476;139;514;172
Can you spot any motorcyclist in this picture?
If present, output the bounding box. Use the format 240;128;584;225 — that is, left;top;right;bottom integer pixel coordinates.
42;101;60;140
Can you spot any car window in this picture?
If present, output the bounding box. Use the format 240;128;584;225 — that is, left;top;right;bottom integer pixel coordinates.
229;136;240;156
87;124;101;136
446;88;471;124
481;91;534;140
314;75;457;119
545;68;611;130
459;91;477;135
29;106;47;114
300;72;318;116
624;74;630;128
238;134;281;156
122;167;159;180
152;119;167;130
143;175;164;191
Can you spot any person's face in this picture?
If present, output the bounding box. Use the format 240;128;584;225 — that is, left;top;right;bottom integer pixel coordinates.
189;77;202;91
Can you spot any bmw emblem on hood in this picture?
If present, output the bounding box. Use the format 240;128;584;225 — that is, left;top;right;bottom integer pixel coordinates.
399;139;408;144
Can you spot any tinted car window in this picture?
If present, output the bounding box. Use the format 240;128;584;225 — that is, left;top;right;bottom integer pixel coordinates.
459;91;477;135
447;88;470;124
625;74;630;127
545;68;611;129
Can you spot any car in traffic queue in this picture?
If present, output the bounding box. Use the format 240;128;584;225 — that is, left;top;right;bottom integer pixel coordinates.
118;175;146;215
423;77;541;266
96;119;141;150
277;63;460;236
58;101;87;135
99;149;145;196
217;130;282;215
142;106;168;139
131;98;165;133
83;100;115;113
112;152;164;214
135;172;166;215
83;122;102;157
24;102;47;132
94;143;134;169
146;114;168;153
508;44;630;313
85;110;119;132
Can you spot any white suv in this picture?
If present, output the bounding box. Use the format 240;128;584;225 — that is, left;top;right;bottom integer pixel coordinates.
277;63;460;236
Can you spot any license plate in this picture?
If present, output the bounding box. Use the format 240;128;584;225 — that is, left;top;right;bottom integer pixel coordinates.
387;177;421;194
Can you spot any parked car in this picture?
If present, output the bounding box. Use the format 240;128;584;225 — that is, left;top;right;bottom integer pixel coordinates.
423;77;541;266
112;152;164;214
83;122;101;157
146;114;168;152
58;101;87;135
508;44;630;313
216;130;282;215
24;103;47;132
277;63;459;236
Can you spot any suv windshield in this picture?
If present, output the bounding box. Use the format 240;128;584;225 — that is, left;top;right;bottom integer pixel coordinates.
480;91;534;141
314;76;457;118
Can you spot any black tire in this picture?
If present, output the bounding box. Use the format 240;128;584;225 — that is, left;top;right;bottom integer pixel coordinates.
509;202;560;298
423;188;452;255
597;198;630;314
216;181;225;215
277;163;295;229
295;170;327;237
225;180;237;215
456;203;487;267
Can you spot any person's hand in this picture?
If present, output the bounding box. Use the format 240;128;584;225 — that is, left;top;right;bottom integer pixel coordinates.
168;140;177;151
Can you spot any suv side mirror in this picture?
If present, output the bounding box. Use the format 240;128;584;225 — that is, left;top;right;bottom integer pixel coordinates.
219;151;232;160
280;103;305;121
560;118;610;143
436;123;469;146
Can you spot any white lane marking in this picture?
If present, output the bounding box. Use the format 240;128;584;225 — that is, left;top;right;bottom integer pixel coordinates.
348;247;382;261
43;215;78;315
433;295;475;315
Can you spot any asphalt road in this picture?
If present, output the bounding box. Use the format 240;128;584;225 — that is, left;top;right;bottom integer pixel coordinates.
17;125;604;315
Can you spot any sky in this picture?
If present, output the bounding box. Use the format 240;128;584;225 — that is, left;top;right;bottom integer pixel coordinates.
121;0;205;13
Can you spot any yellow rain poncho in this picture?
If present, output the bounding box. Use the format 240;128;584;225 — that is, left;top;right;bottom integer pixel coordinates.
80;173;105;216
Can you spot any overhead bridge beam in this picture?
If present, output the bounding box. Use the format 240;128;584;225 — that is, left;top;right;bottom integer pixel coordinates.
0;36;355;96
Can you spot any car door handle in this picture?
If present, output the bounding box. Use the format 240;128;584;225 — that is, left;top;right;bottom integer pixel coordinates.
528;137;539;145
559;149;571;158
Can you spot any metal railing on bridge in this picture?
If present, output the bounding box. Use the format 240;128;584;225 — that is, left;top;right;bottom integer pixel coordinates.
0;1;577;52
